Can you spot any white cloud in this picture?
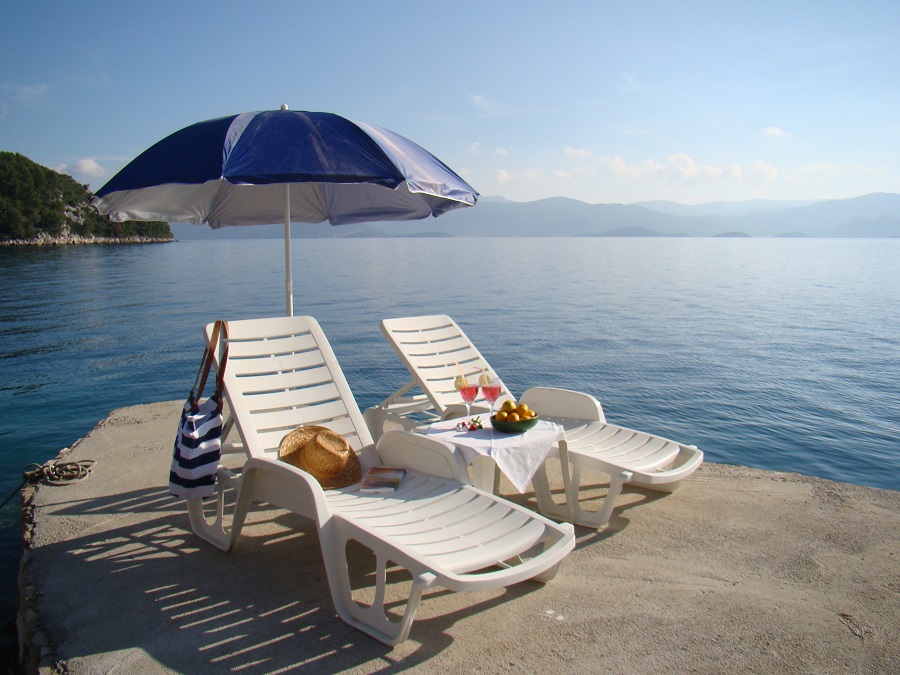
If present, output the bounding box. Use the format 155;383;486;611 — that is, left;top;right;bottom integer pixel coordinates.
797;161;835;177
73;158;106;178
605;156;629;176
668;153;699;180
790;161;885;182
749;160;780;182
0;83;49;121
1;83;50;102
849;162;883;176
565;149;894;201
602;153;776;189
763;126;791;138
668;155;782;184
495;147;508;156
646;159;665;176
602;156;664;178
490;168;546;184
565;146;591;158
469;93;552;118
622;72;646;92
470;93;511;118
554;166;598;182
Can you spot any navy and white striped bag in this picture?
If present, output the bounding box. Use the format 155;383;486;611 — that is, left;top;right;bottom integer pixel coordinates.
169;321;229;499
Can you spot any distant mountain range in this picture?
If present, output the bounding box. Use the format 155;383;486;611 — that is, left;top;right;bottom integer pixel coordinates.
170;192;900;240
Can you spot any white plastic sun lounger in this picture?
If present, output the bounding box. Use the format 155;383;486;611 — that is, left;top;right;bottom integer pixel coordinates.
185;315;574;645
363;317;516;437
369;314;704;528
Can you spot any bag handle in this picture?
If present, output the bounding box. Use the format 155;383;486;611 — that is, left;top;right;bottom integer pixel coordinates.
192;320;229;400
213;321;229;397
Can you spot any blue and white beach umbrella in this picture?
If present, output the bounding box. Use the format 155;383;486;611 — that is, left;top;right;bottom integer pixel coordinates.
92;106;478;315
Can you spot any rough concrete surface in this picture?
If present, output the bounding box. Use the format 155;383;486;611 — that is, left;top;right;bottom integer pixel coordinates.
20;401;900;674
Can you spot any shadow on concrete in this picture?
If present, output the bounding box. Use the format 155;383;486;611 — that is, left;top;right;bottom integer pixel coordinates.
33;486;546;673
501;479;670;547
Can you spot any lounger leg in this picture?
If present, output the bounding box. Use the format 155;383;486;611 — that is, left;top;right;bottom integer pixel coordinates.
185;467;255;552
500;549;561;585
569;467;633;529
324;524;437;646
532;464;573;522
529;540;565;584
531;439;578;523
185;467;241;551
472;455;499;493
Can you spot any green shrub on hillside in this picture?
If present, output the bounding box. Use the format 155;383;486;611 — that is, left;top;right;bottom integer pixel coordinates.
0;151;171;241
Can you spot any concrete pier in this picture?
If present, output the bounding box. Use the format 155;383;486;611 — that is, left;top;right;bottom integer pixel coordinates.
19;401;900;673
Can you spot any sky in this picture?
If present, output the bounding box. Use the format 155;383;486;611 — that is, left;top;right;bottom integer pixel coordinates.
1;1;899;205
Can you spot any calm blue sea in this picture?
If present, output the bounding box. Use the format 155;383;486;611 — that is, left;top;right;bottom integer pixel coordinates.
0;235;898;660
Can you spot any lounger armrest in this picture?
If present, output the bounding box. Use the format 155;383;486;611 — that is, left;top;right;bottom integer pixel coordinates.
372;379;419;408
438;522;576;592
521;386;606;422
240;456;334;522
375;430;469;482
440;403;468;420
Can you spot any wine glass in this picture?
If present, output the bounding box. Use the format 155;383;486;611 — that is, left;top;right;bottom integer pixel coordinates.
456;376;480;425
480;374;502;417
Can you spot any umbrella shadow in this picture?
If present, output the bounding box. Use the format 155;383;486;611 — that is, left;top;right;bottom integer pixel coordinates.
33;484;183;518
29;488;546;673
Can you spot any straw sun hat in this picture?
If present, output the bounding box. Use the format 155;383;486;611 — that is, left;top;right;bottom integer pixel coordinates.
278;425;361;489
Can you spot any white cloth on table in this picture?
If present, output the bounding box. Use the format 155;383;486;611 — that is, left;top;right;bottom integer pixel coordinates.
423;418;561;493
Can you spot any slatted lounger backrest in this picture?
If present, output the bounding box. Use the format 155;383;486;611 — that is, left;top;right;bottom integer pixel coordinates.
208;316;374;460
381;314;512;414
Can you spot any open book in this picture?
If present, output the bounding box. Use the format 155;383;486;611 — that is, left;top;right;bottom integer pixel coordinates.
359;467;406;493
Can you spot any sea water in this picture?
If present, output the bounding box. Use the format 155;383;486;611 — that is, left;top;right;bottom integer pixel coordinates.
0;236;898;660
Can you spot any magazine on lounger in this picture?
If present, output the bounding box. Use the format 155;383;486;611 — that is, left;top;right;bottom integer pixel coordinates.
359;467;406;493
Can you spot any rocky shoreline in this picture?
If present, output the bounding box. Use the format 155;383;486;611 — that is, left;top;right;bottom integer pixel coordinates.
1;233;173;246
16;447;70;673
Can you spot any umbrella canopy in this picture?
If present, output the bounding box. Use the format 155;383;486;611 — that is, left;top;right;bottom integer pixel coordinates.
92;108;478;314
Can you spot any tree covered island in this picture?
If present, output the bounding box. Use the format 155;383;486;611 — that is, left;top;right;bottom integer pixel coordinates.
0;151;172;245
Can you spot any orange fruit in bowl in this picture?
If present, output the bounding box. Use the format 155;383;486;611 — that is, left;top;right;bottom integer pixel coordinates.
516;403;529;417
507;412;520;422
495;411;508;421
501;399;517;413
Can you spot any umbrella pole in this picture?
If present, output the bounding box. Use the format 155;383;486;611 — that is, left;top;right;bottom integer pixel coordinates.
284;185;293;317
